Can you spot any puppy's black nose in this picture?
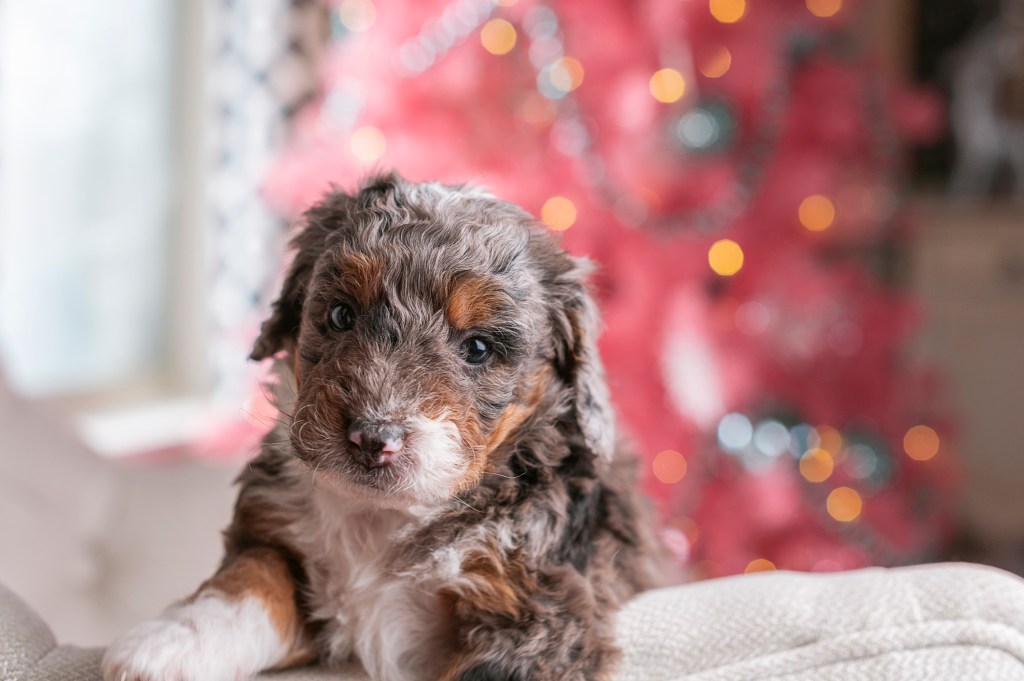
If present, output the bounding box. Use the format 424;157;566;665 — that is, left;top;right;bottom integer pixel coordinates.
347;422;405;468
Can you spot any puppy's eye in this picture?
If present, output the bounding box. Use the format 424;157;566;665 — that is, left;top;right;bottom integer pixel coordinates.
460;337;491;365
328;304;355;331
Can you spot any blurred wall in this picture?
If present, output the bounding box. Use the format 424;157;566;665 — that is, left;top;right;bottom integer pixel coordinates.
915;199;1024;555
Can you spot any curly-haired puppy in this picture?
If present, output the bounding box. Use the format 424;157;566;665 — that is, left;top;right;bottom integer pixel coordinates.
103;174;666;681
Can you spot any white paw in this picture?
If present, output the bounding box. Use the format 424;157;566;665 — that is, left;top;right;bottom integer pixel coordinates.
101;595;288;681
102;616;218;681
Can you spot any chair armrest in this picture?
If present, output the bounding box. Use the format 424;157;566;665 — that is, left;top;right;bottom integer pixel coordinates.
0;580;103;681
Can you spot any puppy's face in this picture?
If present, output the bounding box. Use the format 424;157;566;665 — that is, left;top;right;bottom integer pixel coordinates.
253;175;613;507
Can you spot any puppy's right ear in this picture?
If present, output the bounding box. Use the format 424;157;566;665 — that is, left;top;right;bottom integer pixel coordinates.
250;191;353;361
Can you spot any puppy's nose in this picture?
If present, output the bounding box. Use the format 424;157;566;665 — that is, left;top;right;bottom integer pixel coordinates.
347;422;405;466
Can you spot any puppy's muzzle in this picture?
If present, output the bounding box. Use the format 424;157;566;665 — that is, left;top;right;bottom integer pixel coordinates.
347;421;406;469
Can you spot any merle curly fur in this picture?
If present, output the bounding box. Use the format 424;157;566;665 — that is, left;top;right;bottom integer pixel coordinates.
102;173;668;681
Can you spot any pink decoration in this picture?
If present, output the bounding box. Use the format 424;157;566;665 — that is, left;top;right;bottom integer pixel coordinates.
252;0;958;574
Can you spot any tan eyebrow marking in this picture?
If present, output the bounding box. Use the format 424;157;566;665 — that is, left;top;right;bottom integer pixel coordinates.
445;274;505;330
336;251;385;307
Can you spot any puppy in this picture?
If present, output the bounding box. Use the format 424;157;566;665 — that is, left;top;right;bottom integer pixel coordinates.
102;174;666;681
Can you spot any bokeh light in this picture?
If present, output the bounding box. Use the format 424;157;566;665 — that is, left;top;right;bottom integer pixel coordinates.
788;424;815;457
708;239;744;276
649;68;687;103
745;558;776;573
799;448;834;482
799;194;836;232
814;425;844;457
676;109;721;150
698;45;732;78
481;18;517;55
806;0;843;18
753;420;790;457
826;487;863;522
349;126;386;162
517;93;558;128
548;57;585;93
653;449;688;484
337;0;377;32
709;0;746;23
541;196;577;231
846;444;880;480
904;425;940;461
717;412;753;451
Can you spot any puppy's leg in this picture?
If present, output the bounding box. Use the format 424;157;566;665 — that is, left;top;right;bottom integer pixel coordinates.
102;547;313;681
440;557;619;681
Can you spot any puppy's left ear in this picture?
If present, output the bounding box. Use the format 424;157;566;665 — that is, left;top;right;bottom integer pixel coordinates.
250;191;353;361
250;219;315;361
550;256;616;461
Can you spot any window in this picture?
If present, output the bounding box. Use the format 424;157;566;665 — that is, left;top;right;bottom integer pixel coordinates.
0;0;290;456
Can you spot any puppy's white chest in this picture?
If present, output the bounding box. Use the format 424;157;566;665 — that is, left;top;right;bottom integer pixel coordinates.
295;488;450;681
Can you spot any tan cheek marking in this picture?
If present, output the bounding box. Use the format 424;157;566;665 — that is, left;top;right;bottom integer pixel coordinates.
453;367;552;491
451;412;487;494
487;367;552;455
195;548;313;666
452;404;528;492
484;404;532;455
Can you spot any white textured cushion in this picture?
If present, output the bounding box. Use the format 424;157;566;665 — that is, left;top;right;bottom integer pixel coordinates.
3;563;1024;680
616;563;1024;680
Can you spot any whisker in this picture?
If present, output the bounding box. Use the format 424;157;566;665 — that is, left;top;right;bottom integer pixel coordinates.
483;470;525;479
237;407;293;430
311;456;324;490
256;380;294;419
454;497;482;513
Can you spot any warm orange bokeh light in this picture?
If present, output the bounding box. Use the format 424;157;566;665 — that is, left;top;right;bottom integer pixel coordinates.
653;449;688;484
904;425;940;461
827;487;863;522
699;45;732;78
710;0;746;23
815;425;844;456
481;19;517;55
799;194;836;231
806;0;843;18
799;448;834;483
708;239;744;276
745;558;777;573
550;57;585;92
649;68;687;103
541;196;577;231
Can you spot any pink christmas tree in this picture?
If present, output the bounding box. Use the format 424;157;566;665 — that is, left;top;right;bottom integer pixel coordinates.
261;0;958;576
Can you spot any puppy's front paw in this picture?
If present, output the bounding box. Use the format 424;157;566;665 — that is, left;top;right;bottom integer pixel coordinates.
102;615;211;681
101;595;288;681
